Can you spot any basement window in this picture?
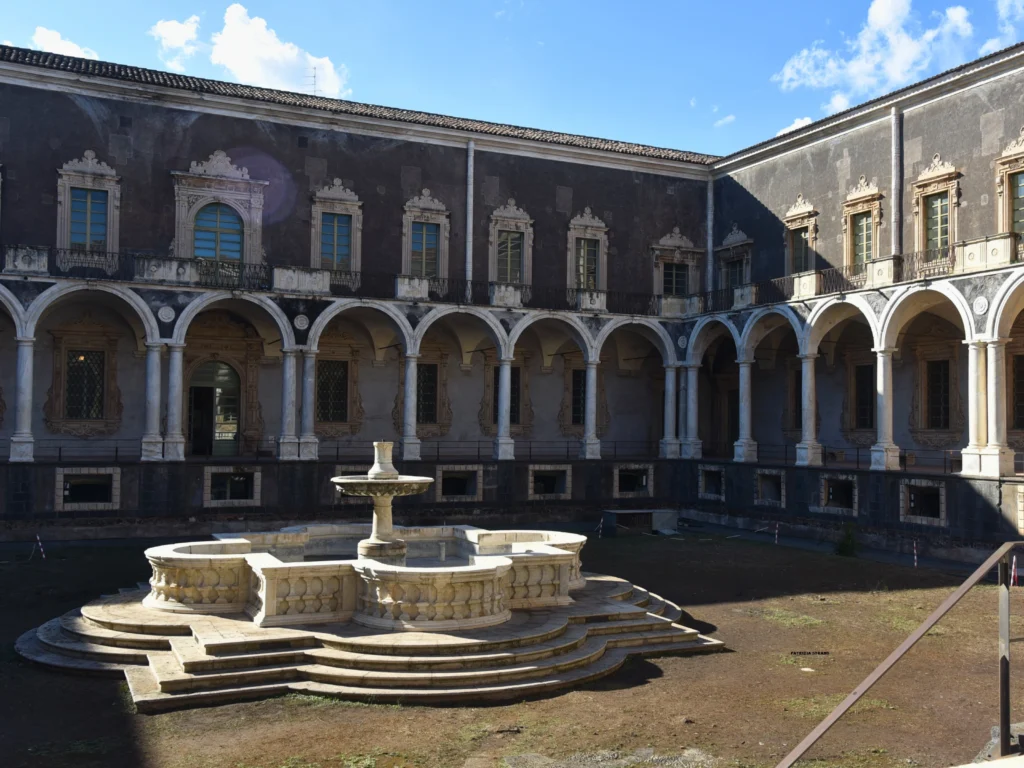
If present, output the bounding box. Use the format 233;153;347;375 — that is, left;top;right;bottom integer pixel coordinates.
823;477;855;511
699;466;724;500
435;465;483;502
614;464;653;499
534;470;567;496
64;474;113;505
55;467;121;512
900;479;946;526
204;466;262;508
756;471;784;507
528;465;572;501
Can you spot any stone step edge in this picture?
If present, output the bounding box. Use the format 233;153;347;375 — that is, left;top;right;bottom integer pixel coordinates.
35;619;154;666
15;628;133;677
59;611;173;651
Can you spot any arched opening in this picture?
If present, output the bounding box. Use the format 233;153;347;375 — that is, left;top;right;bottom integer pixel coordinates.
745;313;802;463
698;333;739;457
188;361;241;457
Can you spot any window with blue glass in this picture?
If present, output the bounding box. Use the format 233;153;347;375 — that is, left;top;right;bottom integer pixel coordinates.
411;222;440;277
193;203;243;260
320;212;352;271
69;188;108;251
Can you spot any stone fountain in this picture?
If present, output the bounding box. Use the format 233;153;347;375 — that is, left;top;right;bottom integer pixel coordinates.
332;441;433;566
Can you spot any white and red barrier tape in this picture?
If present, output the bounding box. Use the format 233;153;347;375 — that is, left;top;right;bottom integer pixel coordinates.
913;539;917;569
775;521;779;545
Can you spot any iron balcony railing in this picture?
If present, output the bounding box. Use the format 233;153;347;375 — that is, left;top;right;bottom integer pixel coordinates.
751;275;795;306
328;270;395;299
195;260;271;291
426;278;491;305
606;290;661;316
897;246;957;281
49;248;138;280
819;262;868;293
695;288;734;314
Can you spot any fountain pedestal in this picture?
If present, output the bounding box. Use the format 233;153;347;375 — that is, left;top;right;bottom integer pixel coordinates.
357;496;407;565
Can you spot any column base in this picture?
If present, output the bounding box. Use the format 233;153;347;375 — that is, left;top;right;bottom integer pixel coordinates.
278;437;300;461
402;437;421;462
795;441;823;467
141;435;165;462
870;443;901;471
977;446;1016;478
163;436;185;461
357;537;407;566
733;438;758;463
659;438;680;459
493;436;515;460
9;435;33;463
299;436;319;461
680;439;702;460
579;438;601;460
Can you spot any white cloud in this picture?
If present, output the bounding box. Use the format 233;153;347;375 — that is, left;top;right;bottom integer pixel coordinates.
689;97;697;108
149;15;200;72
980;0;1024;54
714;114;736;128
777;116;814;136
2;40;13;46
712;104;719;113
31;27;98;59
772;0;973;114
210;4;350;97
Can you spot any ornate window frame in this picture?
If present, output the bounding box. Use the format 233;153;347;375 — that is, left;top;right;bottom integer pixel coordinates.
908;338;964;448
899;477;947;527
782;194;817;275
841;349;877;447
842;175;883;267
55;467;121;512
714;224;752;289
44;316;123;437
311;179;363;271
566;208;609;290
435;464;484;503
392;344;453;438
478;350;534;437
697;464;725;501
56;150;121;252
314;331;365;438
652;227;702;296
527;464;572;501
171;151;267;264
557;353;609;438
754;468;786;508
612;463;654;499
912;154;959;251
815;472;858;516
996;126;1024;234
402;189;450;277
488;198;534;285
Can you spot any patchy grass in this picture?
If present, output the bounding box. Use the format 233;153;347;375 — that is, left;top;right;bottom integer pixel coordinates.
282;694;401;710
745;606;824;628
782;694;897;720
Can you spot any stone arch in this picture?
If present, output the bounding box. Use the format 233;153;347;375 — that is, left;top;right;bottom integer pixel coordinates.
173;291;297;349
25;282;160;344
0;282;27;337
738;305;804;362
412;305;510;359
684;315;742;365
507;311;597;361
306;299;414;355
593;317;677;366
803;295;880;355
879;283;974;349
987;268;1024;339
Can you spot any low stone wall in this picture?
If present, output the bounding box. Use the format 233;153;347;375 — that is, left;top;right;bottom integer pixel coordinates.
143;540;252;614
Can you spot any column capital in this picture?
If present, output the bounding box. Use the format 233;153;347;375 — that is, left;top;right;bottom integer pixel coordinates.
405;353;421;361
797;353;819;361
963;339;988;349
585;359;599;368
281;347;300;357
986;337;1011;349
736;357;754;366
684;362;701;371
664;363;682;371
145;341;165;350
166;342;186;350
499;356;515;364
15;336;35;344
872;346;898;356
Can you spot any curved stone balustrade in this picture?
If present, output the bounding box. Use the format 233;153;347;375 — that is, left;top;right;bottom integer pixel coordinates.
143;540;251;614
353;557;512;631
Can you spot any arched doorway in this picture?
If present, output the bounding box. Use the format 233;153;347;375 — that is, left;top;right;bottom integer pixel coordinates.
188;361;241;457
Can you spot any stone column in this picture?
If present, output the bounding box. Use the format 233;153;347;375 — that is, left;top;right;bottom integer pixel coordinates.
659;365;680;458
278;350;299;460
493;357;515;460
164;343;186;461
299;351;319;460
9;337;35;462
141;343;164;461
795;353;822;466
681;364;702;459
961;341;988;475
733;359;757;462
870;348;900;470
402;353;421;461
982;339;1015;477
579;360;601;459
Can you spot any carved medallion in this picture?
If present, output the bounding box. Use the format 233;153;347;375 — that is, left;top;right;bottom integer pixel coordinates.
158;306;176;323
294;314;310;331
973;296;989;316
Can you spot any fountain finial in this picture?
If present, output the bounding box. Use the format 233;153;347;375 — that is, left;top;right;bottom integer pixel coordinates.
367;441;400;480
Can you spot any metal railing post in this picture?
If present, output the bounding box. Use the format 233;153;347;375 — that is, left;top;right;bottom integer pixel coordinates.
1000;554;1012;757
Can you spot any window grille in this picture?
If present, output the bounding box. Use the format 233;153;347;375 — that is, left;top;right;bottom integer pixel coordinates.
416;363;438;424
320;212;353;270
316;359;349;423
496;230;524;283
65;350;105;420
194;203;243;260
1014;355;1024;430
69;188;108;251
926;359;951;429
411;222;440;277
854;363;875;430
571;368;586;425
791;227;810;273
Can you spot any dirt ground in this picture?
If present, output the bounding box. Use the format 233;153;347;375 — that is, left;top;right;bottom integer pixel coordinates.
0;531;1017;768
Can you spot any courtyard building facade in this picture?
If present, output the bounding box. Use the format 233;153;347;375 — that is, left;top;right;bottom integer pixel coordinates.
3;43;1024;541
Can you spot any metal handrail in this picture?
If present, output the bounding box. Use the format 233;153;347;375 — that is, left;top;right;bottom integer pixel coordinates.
777;542;1021;767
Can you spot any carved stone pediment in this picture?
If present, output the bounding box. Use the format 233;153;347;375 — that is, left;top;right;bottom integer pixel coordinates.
61;150;117;177
405;188;448;213
569;207;607;230
189;150;250;180
720;223;751;248
785;194;816;220
315;178;360;202
846;175;881;202
918;153;957;182
1003;126;1024;158
492;198;531;223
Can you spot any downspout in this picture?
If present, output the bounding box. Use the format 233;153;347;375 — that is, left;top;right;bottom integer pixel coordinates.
706;175;715;292
465;139;475;303
891;106;902;257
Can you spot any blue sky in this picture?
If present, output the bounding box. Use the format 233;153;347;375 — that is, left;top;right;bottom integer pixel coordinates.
0;0;1020;156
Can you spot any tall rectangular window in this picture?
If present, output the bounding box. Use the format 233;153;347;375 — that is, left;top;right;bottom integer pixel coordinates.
571;368;586;425
69;188;108;251
852;211;873;266
926;359;950;429
411;222;440;277
492;366;521;425
723;258;744;289
791;227;810;273
1013;172;1024;235
663;263;687;297
924;192;949;253
575;238;599;290
416;362;438;424
1014;355;1024;429
854;363;875;430
496;230;524;284
320;213;352;271
65;350;105;419
315;359;349;423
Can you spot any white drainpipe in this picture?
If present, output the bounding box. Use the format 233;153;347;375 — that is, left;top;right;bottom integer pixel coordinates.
465;139;475;302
